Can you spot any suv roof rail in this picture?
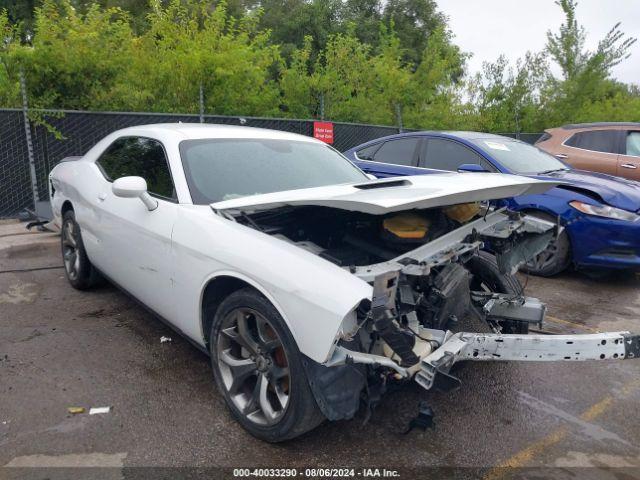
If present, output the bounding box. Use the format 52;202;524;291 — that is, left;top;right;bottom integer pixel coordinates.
562;122;640;130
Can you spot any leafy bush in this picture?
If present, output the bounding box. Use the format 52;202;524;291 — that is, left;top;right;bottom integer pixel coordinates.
0;0;638;132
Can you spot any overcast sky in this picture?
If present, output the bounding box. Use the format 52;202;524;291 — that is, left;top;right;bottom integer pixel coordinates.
437;0;640;85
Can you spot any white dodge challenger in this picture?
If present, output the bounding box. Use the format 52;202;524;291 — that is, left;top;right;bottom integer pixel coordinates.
49;124;640;441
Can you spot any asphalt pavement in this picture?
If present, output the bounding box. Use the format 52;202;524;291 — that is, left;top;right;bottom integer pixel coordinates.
1;222;639;479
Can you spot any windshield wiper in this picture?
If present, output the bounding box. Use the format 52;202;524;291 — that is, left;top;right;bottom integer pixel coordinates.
538;168;570;175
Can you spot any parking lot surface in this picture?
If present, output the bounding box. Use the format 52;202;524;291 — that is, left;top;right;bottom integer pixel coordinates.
1;225;640;478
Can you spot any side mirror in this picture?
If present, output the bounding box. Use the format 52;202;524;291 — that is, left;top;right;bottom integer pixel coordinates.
365;173;377;180
112;176;158;211
457;163;488;173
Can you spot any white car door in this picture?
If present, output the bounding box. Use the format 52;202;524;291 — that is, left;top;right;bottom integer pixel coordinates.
91;136;178;322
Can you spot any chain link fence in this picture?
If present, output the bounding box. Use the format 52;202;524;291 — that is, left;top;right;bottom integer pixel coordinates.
0;108;542;218
1;110;33;218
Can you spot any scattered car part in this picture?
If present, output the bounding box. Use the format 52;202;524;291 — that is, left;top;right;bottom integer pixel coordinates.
89;407;111;415
404;401;435;434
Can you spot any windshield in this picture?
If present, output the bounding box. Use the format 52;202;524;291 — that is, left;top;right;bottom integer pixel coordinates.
180;138;368;204
471;138;569;174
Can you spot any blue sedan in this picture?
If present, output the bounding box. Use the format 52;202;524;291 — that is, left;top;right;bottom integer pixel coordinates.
344;131;640;276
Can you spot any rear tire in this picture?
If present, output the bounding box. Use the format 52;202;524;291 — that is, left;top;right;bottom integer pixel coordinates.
467;251;529;334
209;288;325;442
61;210;101;290
520;212;571;277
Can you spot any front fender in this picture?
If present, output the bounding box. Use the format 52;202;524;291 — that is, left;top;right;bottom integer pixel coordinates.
197;269;294;345
171;206;373;364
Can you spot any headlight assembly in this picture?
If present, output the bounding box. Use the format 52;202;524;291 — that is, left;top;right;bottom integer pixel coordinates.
569;201;640;222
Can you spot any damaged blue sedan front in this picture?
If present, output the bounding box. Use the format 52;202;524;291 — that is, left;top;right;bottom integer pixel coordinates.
344;131;640;276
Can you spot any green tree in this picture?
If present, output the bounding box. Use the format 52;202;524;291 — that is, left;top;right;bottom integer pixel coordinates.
279;35;315;117
367;23;412;125
340;0;382;48
3;0;639;132
547;0;636;81
0;0;37;36
256;0;343;60
381;0;449;66
0;0;155;36
467;52;549;132
0;9;21;107
312;30;374;122
463;0;640;133
542;0;638;126
19;0;136;110
404;24;467;129
127;0;282;115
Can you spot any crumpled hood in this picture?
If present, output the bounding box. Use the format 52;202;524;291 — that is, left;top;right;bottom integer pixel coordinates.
531;169;640;212
211;172;558;215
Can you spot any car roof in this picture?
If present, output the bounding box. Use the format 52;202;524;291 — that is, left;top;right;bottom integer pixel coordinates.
560;122;640;130
438;131;510;141
350;131;515;149
400;131;511;140
113;123;319;143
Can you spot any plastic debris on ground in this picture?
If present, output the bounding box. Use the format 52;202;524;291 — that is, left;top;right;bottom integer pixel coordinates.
160;336;172;343
89;407;111;415
67;407;86;414
404;402;435;434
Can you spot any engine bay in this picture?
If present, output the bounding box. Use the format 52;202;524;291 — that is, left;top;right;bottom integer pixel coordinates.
233;204;556;337
236;203;484;268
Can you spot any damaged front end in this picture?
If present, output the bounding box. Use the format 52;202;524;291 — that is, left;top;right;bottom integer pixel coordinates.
317;207;639;420
227;200;639;422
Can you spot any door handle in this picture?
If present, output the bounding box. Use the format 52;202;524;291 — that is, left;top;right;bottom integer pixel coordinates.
621;163;638;169
555;153;568;159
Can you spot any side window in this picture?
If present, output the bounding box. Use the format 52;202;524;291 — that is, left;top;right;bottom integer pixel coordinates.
625;131;640;157
355;143;381;160
97;137;176;200
564;130;620;154
371;138;420;166
421;138;492;171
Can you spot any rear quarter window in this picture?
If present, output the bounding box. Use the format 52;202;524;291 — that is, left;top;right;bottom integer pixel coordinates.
355;143;381;160
564;130;621;154
535;132;551;144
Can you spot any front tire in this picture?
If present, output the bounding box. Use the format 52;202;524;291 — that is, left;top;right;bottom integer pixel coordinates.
209;288;324;442
61;210;101;290
521;212;571;277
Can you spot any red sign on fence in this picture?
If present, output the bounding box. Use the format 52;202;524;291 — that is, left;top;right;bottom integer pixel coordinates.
313;121;334;144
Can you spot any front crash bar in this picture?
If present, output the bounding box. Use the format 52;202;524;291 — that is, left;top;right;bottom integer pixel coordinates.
416;331;640;391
